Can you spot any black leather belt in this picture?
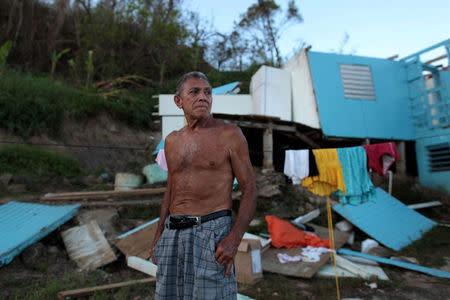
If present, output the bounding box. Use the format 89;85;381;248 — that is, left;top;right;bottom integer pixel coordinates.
167;210;232;229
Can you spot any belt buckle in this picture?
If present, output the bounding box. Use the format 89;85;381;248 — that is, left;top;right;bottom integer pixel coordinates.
192;216;200;226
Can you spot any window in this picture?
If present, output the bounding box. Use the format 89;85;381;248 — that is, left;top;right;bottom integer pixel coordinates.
427;143;450;172
339;64;376;100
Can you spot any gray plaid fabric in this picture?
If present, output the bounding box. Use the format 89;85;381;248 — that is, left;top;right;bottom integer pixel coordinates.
154;215;237;300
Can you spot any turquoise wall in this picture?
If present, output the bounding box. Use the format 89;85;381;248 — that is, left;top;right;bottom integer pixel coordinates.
308;51;415;140
415;131;450;194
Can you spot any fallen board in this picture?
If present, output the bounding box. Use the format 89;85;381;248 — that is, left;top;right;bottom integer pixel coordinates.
61;220;117;271
57;277;156;299
338;249;450;279
333;188;436;251
261;224;349;278
115;218;159;259
41;188;166;201
0;201;80;267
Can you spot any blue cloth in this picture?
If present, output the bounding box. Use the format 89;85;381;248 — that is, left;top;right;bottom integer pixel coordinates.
336;146;376;205
153;139;165;155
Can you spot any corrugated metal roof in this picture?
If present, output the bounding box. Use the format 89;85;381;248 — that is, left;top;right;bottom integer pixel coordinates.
333;188;436;251
0;201;80;267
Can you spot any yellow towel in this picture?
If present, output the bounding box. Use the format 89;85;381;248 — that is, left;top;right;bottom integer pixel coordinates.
302;149;346;196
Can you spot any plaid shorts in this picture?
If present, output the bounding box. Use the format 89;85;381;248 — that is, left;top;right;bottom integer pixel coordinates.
154;215;237;300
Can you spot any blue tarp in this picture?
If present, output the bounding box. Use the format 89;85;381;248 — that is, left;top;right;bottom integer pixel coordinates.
212;82;240;95
0;201;80;267
333;188;436;251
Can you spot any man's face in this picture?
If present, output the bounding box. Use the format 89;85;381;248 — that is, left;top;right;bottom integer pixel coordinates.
175;77;212;119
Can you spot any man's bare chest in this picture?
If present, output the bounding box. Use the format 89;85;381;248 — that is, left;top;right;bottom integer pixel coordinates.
168;135;229;172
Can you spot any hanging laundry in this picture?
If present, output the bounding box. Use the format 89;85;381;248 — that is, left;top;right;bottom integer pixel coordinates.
265;215;330;249
362;142;400;176
336;147;376;205
302;149;346;196
284;150;309;184
308;150;319;177
155;149;168;171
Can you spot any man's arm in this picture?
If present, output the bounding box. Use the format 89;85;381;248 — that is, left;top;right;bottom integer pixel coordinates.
149;135;174;264
215;125;257;276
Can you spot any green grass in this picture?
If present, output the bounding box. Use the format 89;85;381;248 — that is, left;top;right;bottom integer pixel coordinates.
0;145;81;179
0;69;157;138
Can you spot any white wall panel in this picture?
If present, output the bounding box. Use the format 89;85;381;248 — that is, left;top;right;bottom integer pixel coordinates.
283;50;321;129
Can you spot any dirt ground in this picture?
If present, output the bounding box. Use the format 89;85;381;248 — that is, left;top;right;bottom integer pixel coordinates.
1;170;449;299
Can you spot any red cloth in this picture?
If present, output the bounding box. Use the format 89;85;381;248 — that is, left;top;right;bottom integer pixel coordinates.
265;215;330;249
362;142;400;176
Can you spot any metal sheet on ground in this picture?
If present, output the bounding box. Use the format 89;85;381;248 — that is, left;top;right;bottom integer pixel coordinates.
261;224;349;278
333;188;437;250
0;201;80;267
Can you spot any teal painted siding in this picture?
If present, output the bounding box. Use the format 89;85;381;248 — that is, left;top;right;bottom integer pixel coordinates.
415;132;450;194
308;51;415;140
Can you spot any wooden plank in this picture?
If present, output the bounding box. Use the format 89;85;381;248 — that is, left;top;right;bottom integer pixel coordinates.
295;130;321;149
41;188;166;201
127;256;158;277
115;219;159;259
334;254;378;280
407;201;442;210
424;54;447;64
57;277;156;299
337;249;450;279
261;224;349;278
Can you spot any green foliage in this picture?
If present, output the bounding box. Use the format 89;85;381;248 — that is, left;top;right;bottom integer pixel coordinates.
0;40;12;74
0;145;81;179
50;48;70;80
0;69;156;137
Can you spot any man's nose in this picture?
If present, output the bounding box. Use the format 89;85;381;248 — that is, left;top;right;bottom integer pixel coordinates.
198;90;209;101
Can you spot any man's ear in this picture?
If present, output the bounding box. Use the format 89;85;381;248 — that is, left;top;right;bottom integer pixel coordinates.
174;95;183;109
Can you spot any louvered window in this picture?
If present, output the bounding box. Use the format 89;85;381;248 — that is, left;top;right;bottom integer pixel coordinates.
427;143;450;172
339;64;376;100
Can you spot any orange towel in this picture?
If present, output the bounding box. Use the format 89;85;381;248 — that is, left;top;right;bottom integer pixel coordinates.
302;149;346;196
265;215;330;248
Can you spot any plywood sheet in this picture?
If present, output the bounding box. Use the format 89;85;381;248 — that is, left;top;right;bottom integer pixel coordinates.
261;224;348;278
115;218;159;259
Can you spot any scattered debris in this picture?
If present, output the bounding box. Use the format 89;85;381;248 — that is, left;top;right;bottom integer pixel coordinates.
0;201;80;267
390;256;419;264
333;188;436;251
142;164;168;184
40;187;166;201
338;249;450;279
334;254;378;280
57;277;156;299
115;218;159;259
127;256;157;277
292;208;320;225
235;239;263;284
361;239;379;254
258;184;281;198
261;224;349;278
317;260;389;281
61;220;117;271
407;201;442;210
114;173;143;191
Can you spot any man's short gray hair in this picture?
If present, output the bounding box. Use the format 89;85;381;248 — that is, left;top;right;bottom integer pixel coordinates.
175;71;211;96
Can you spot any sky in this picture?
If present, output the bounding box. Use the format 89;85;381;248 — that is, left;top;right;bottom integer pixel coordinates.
186;0;450;63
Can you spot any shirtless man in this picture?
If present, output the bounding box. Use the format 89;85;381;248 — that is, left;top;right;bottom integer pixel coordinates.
149;71;257;299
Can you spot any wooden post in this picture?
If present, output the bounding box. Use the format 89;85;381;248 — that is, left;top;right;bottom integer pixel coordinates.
396;141;406;176
263;124;273;170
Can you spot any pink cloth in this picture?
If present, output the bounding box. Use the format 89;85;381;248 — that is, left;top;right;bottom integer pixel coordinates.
155;149;168;171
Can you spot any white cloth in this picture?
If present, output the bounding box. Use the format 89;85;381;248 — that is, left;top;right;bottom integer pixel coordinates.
301;246;331;262
284;150;309;185
277;253;303;264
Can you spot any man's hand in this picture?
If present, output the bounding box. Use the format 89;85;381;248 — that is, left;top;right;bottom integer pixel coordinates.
215;233;241;277
149;242;157;264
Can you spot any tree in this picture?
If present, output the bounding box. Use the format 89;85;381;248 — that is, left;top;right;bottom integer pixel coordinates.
237;0;303;67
